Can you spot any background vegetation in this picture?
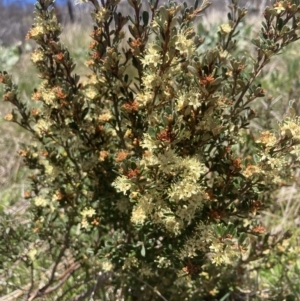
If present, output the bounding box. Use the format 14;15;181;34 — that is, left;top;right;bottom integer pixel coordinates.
1;0;300;300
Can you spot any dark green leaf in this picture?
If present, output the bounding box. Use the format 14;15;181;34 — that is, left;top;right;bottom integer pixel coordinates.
124;74;129;83
277;18;284;31
132;55;140;70
194;0;199;10
142;11;149;27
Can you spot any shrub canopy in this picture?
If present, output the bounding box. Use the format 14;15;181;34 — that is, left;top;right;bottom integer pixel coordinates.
1;0;300;300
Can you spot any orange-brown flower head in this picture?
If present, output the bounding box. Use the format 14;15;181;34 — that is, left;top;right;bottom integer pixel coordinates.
200;74;215;86
55;52;64;61
157;129;175;142
250;200;262;214
91;51;101;60
182;260;199;275
116;150;129;162
209;209;226;220
99;150;109;161
3;91;13;101
32;90;42;101
18;149;29;157
40;150;49;157
89;41;98;50
122;101;139;112
232;158;242;170
24;191;31;199
53;86;67;99
252;225;266;234
127;168;140;179
130;38;143;48
31;108;40;116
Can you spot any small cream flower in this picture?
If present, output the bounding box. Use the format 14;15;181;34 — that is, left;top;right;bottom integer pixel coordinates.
27;248;38;261
102;259;114;272
175;32;196;58
4;113;13;121
140;42;162;67
165;216;182;234
81;207;96;218
274;2;286;13
34;196;48;207
80;207;96;229
99;150;109;161
42;89;57;105
98;112;112;122
95;7;110;23
219;23;232;34
31;49;45;63
280;117;300;140
41;159;54;177
112;175;131;195
243;164;261;178
30;25;45;37
135;90;153;106
87;75;99;85
176;89;201;110
131;205;147;224
256;131;277;147
143;73;162;88
85;87;98;99
34;119;52;136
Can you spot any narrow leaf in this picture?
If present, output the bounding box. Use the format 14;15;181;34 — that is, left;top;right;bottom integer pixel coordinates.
142;11;149;27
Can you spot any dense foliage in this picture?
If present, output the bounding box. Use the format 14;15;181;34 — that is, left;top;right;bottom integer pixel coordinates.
1;0;300;300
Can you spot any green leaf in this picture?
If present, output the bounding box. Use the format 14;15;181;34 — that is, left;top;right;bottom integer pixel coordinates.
148;127;156;138
194;0;199;10
142;11;149;27
132;55;140;69
159;6;168;23
220;292;231;301
124;74;129;83
81;107;89;119
277;18;284;31
141;244;146;257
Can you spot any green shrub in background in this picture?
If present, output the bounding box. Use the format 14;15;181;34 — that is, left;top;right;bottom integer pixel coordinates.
1;0;300;300
0;43;20;71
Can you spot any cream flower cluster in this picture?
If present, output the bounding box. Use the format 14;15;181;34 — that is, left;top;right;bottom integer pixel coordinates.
34;119;53;136
34;195;48;207
154;149;207;202
245;117;300;184
80;207;96;229
208;234;240;266
112;175;132;195
180;223;248;266
31;49;45;63
95;7;110;23
175;31;196;59
127;147;207;231
136;25;196;108
140;42;162;68
280;117;300;141
176;88;202;110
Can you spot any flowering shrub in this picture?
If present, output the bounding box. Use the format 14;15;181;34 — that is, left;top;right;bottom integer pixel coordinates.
1;0;300;300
